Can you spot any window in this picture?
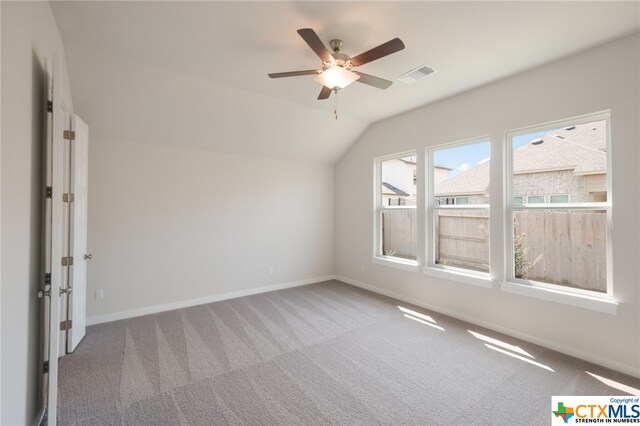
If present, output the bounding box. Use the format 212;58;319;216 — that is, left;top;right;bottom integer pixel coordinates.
436;197;469;205
429;139;490;274
508;114;610;295
527;195;545;204
375;152;417;262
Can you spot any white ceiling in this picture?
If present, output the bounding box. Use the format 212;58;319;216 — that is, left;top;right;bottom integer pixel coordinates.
51;1;639;164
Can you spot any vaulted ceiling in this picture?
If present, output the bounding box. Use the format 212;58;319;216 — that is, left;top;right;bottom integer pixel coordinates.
51;1;640;164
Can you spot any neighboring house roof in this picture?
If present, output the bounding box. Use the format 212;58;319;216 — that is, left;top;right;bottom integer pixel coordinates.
513;135;606;175
382;182;410;196
550;121;606;151
435;161;489;196
435;121;606;196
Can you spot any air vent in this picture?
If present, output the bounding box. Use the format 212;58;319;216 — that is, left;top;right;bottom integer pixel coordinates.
398;65;436;84
531;138;544;145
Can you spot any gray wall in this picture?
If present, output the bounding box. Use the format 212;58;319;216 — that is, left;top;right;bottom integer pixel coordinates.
335;34;640;376
86;139;335;322
1;2;74;424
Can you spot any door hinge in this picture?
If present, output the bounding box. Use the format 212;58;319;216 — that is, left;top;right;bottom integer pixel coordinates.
46;186;53;198
63;193;74;203
47;101;53;113
43;361;49;374
45;273;51;285
63;130;75;141
61;256;73;266
60;320;72;331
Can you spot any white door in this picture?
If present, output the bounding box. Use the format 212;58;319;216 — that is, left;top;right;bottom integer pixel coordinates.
67;115;89;352
46;55;65;426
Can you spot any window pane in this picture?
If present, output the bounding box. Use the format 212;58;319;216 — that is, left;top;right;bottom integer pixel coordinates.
513;209;607;292
512;120;608;203
436;209;489;272
527;195;545;204
381;155;417;207
550;194;569;203
433;141;490;205
513;196;523;205
382;209;417;260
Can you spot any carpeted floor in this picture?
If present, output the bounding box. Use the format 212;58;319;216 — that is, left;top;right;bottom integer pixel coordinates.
58;280;639;425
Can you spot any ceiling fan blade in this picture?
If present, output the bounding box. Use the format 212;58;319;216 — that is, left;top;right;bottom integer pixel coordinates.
353;71;393;89
349;38;405;67
268;70;319;78
297;28;334;62
317;86;332;100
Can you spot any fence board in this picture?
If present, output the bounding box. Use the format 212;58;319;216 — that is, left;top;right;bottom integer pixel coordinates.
382;209;607;291
382;209;417;259
515;210;606;292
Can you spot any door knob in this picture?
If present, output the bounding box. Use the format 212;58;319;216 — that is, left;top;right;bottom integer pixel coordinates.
38;284;51;299
84;254;92;260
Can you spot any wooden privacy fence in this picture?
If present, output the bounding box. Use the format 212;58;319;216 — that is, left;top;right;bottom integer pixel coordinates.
436;211;489;272
382;209;607;292
382;209;417;259
515;210;606;292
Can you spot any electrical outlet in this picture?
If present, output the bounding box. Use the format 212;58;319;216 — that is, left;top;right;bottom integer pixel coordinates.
95;289;104;300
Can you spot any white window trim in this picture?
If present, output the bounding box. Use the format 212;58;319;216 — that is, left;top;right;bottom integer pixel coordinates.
373;151;419;268
373;256;420;272
426;137;491;283
500;281;618;315
504;111;614;303
423;265;493;288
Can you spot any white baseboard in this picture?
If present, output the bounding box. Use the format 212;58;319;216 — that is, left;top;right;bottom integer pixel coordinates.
86;275;335;326
335;275;640;379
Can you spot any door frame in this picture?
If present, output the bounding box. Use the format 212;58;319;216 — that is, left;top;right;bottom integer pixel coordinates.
57;101;71;358
44;55;67;426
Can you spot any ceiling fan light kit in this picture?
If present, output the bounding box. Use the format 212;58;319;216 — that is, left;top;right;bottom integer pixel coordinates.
268;28;405;102
314;65;360;89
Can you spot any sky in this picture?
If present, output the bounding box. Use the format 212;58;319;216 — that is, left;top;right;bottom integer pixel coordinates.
434;128;554;177
433;141;490;177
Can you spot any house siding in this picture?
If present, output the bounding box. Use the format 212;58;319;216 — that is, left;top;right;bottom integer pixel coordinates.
513;170;597;203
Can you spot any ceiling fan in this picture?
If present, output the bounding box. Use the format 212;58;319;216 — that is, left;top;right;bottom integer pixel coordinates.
268;28;405;100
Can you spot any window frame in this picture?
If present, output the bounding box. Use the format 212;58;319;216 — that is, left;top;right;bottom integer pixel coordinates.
504;111;613;299
373;150;419;269
426;137;491;278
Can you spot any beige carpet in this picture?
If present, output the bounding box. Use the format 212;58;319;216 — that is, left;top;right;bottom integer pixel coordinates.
58;280;639;425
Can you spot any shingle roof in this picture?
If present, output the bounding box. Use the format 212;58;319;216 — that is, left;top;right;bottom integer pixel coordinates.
551;121;607;151
435;121;606;196
382;182;410;196
434;161;489;196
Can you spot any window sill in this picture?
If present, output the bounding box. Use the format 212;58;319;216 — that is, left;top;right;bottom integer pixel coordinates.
372;257;420;273
422;266;493;288
500;281;618;315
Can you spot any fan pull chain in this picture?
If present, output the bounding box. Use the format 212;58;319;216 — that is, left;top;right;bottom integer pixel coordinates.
333;89;338;120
